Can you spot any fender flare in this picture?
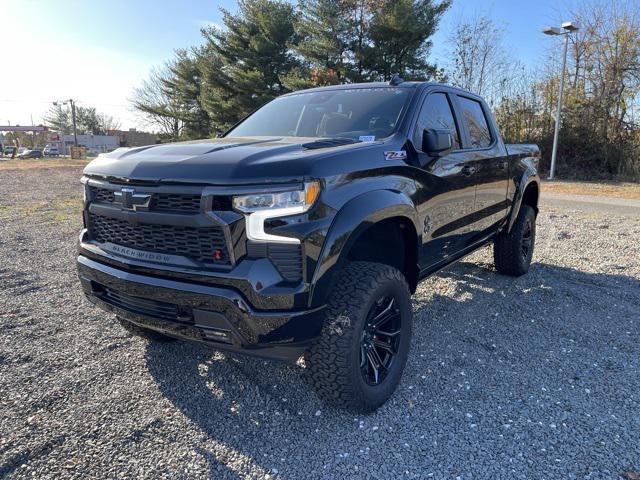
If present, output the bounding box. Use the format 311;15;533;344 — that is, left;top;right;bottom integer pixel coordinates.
507;172;540;232
308;189;420;308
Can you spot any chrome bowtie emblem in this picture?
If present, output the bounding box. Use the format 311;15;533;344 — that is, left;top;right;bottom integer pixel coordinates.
114;187;152;211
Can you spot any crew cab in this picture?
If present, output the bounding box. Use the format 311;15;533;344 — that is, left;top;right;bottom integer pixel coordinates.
77;80;540;412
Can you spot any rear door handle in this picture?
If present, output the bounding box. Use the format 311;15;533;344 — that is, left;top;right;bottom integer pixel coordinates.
461;165;477;176
497;160;509;170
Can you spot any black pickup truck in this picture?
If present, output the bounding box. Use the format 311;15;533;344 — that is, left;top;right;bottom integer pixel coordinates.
77;80;540;412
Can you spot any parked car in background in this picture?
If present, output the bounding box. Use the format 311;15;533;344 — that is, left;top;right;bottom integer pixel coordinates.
3;146;17;157
43;146;60;157
85;148;102;157
18;149;44;159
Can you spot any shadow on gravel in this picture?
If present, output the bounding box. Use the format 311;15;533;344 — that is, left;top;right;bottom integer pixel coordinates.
144;260;640;478
145;341;310;477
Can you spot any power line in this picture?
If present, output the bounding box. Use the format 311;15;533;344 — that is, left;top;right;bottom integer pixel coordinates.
0;98;131;108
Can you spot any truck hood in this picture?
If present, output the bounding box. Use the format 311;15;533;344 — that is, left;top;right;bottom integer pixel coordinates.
83;136;375;185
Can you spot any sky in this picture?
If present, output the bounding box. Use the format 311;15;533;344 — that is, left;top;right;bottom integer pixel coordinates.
0;0;570;131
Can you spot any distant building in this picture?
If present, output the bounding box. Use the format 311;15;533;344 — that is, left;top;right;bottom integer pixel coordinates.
47;134;119;155
109;129;157;147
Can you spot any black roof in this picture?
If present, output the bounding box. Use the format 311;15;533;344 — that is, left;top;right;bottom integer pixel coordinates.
281;81;480;99
283;81;424;96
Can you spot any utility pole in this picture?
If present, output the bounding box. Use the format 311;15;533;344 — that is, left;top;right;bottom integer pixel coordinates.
70;99;78;147
53;99;79;155
542;22;580;180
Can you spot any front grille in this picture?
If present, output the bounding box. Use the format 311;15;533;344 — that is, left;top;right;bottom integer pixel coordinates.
150;193;201;213
247;242;303;282
99;286;187;322
89;186;202;214
89;213;230;265
92;187;115;203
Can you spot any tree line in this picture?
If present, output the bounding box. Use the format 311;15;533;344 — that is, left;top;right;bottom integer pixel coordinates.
44;104;120;136
132;0;640;180
132;0;450;139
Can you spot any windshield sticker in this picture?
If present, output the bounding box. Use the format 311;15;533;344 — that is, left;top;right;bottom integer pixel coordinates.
359;135;376;142
384;150;407;161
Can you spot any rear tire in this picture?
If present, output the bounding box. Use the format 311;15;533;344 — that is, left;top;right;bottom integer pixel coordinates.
117;317;177;343
306;262;412;413
494;204;536;276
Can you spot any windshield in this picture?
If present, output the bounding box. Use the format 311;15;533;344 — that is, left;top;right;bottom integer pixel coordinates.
226;87;413;140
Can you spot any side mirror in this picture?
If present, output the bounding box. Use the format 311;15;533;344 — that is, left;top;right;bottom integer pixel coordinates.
422;128;452;156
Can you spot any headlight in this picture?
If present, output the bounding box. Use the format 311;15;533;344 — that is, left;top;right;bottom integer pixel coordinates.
233;181;320;243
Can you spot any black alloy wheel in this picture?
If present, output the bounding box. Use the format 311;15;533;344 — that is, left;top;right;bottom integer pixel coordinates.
494;204;537;277
521;218;533;258
360;296;402;385
306;261;413;413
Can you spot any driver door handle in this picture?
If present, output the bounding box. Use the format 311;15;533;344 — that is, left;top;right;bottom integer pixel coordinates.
461;165;477;176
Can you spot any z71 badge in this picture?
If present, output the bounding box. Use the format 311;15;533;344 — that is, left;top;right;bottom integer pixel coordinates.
384;150;407;161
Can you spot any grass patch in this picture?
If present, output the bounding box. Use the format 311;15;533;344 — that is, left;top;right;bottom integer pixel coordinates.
8;198;84;224
0;157;91;171
542;180;640;200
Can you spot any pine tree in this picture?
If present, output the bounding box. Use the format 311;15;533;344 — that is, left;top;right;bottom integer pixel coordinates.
364;0;450;81
132;64;187;140
132;0;451;139
200;0;299;133
162;49;212;139
293;0;354;85
44;105;72;134
44;105;119;135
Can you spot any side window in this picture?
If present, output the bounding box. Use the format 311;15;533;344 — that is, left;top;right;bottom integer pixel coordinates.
458;96;492;148
415;93;460;150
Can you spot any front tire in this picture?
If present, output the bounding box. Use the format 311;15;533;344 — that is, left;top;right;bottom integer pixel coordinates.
494;204;536;276
306;262;412;413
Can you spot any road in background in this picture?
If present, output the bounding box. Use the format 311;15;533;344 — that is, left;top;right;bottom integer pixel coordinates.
542;191;640;216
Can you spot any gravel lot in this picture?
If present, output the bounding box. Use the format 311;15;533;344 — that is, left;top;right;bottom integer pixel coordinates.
1;165;639;480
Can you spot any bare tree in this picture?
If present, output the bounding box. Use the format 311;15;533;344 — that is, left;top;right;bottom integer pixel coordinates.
45;104;121;135
563;0;640;175
131;65;185;140
97;113;121;134
446;14;508;102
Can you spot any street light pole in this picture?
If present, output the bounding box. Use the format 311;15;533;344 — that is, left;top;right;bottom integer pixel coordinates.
543;22;580;180
549;33;570;180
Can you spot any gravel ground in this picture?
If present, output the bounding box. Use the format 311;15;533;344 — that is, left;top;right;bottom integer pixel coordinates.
1;166;639;480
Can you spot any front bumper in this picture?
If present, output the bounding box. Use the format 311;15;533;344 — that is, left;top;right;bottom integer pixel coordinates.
77;255;326;362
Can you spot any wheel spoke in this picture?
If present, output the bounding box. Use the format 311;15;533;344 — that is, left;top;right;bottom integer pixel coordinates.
373;338;394;354
375;327;401;339
366;350;380;383
369;345;386;371
360;295;403;385
371;298;396;329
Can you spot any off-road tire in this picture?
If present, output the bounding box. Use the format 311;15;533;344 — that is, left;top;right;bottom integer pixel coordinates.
117;317;177;343
306;261;412;413
494;204;536;276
